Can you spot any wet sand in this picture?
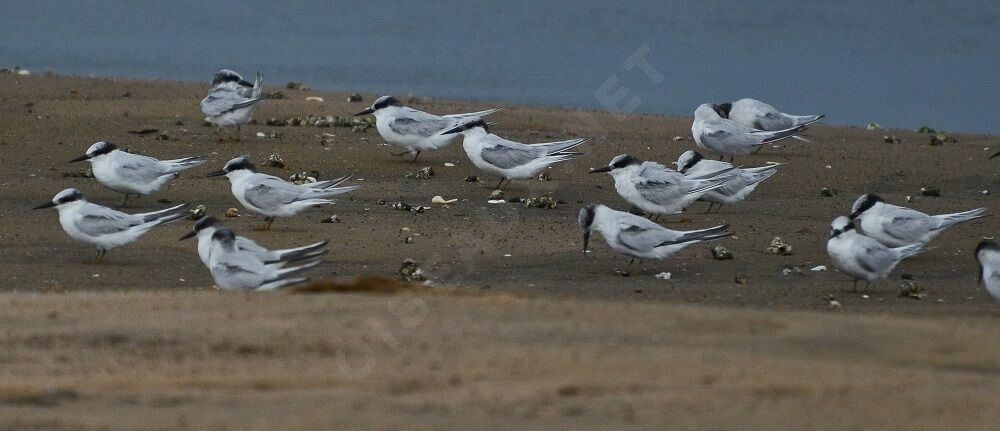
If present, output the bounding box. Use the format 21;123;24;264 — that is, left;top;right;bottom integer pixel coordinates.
0;74;998;429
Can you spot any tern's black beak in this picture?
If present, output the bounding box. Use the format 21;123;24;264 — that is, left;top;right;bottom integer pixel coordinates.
990;150;1000;159
589;166;612;173
441;125;466;135
204;170;227;177
238;79;254;88
68;154;91;163
178;230;197;241
353;108;374;117
582;232;590;255
33;201;57;210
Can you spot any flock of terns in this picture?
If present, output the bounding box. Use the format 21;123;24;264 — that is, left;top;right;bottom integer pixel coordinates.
30;69;999;300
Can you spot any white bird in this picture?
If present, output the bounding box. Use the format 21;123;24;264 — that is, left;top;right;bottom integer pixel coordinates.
206;157;359;230
849;194;987;248
713;98;824;131
353;95;500;162
692;103;809;160
206;227;321;291
33;188;189;263
579;204;731;269
441;117;587;190
974;240;1000;301
674;150;781;213
180;216;328;268
590;154;736;219
201;70;280;140
69;141;206;206
827;216;925;291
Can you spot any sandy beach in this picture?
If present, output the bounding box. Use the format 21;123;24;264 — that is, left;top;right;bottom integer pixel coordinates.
1;74;998;429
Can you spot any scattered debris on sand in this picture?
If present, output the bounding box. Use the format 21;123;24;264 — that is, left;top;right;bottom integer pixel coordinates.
398;259;427;282
766;237;794;255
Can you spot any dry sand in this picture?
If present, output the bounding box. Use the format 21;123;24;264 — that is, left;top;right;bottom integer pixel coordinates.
0;74;998;429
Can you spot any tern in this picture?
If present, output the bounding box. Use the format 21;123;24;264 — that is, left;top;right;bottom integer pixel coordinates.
974;240;1000;301
69;141;206;206
353;95;500;162
201;70;281;140
33;188;189;263
713;98;824;131
692;103;809;160
675;150;780;213
590;154;736;219
206;227;321;291
850;194;986;248
442;117;587;190
579;203;731;269
205;156;359;230
826;216;924;291
180;216;328;267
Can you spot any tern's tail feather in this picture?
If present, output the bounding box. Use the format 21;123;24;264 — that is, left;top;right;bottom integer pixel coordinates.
258;277;310;291
657;224;732;247
251;71;263;99
893;243;926;261
540;138;589;155
304;185;362;200
446;107;501;119
744;164;780;186
162;156;208;174
934;208;987;230
136;203;189;221
304;175;352;190
754;124;808;145
266;241;330;265
791;114;824;127
258;260;323;291
687;173;737;195
226;91;282;113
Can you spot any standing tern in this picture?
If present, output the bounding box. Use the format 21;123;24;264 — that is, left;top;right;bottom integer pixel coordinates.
33;188;189;263
205;156;359;230
201;70;281;140
579;203;731;269
826;216;924;291
353;95;500;162
974;240;1000;301
849;194;986;248
180;216;328;267
675;150;781;213
441;117;587;191
69;141;206;206
206;228;321;291
692;103;809;160
590;154;736;219
713;98;824;131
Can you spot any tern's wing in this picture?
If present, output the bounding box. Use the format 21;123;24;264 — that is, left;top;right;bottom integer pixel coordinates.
72;204;142;236
881;210;936;242
632;163;687;205
699;119;760;150
201;87;252;117
388;109;455;138
854;239;898;273
479;138;543;169
617;224;681;253
115;153;171;184
243;176;306;211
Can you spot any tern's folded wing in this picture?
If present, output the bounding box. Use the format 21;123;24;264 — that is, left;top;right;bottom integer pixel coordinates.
201;88;251;117
72;205;140;236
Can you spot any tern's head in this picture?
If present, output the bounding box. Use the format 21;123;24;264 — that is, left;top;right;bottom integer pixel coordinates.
179;216;222;241
211;69;253;88
353;95;402;117
694;103;723;121
850;194;883;219
975;240;1000;282
829;216;855;239
211;227;237;249
712;103;733;119
578;204;600;254
69;141;117;163
33;188;85;210
590;154;641;174
206;156;255;177
441;117;491;135
675;150;705;173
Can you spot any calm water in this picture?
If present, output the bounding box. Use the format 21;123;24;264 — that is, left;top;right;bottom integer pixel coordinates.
2;1;998;133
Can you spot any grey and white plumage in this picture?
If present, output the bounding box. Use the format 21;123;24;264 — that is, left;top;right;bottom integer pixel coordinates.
206;157;359;230
69;141;205;204
578;204;731;262
975;240;1000;301
33;188;189;262
354;95;500;161
206;228;320;291
180;216;328;268
850;194;987;248
201;70;280;136
692;103;809;157
675;150;780;210
441;117;586;189
826;216;924;289
713;98;824;131
590;154;736;217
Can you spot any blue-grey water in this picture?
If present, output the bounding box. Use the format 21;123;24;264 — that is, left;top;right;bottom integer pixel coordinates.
2;1;998;133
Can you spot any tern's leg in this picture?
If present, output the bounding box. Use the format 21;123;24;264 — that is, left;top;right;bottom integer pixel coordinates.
411;151;421;163
626;257;636;268
852;279;859;292
752;146;763;155
492;178;506;191
704;203;715;214
94;248;106;264
728;155;734;163
651;214;660;222
235;125;242;141
120;194;130;207
263;217;275;231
